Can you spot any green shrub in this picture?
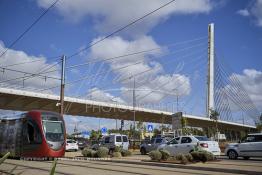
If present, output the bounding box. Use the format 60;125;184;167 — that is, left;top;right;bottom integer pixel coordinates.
82;148;93;157
181;155;188;164
202;151;215;161
148;150;162;161
112;152;122;158
159;149;170;161
91;150;98;158
175;154;188;165
184;153;193;162
114;146;122;152
121;150;132;157
97;147;109;158
190;150;214;163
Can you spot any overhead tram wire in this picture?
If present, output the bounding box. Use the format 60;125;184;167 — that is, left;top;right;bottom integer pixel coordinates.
38;47;207;93
39;60;146;92
64;49;207;111
65;36;207;70
138;57;207;103
82;48;207;96
66;0;176;60
0;0;60;58
64;68;91;113
0;66;60;81
117;49;207;84
134;54;206;101
1;55;61;68
87;49;208;98
0;60;61;84
21;0;176;88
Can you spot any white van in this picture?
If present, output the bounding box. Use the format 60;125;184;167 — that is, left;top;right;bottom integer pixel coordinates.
92;134;129;153
225;133;262;160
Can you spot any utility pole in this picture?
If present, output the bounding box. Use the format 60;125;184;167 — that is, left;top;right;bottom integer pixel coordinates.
60;55;66;116
176;93;179;112
207;23;215;118
133;77;136;130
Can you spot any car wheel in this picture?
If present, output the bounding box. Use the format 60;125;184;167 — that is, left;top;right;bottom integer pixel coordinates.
243;156;250;160
140;148;146;155
228;150;238;160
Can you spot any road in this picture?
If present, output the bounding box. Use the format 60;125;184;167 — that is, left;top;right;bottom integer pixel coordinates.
1;157;262;175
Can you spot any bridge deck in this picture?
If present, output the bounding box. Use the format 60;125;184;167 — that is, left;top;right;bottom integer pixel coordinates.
0;87;256;131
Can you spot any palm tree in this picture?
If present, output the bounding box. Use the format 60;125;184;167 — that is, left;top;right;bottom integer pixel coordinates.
210;109;219;141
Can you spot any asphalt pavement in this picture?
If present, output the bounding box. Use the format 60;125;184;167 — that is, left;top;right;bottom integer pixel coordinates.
0;153;262;175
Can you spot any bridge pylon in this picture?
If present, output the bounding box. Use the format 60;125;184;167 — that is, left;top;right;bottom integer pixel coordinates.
207;23;215;118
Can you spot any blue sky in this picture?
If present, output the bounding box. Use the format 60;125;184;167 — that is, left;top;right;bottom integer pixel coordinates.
0;0;262;133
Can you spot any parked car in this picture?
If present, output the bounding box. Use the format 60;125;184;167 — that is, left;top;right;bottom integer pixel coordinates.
76;138;88;150
66;139;78;152
140;137;168;155
91;134;129;153
158;136;221;156
225;133;262;160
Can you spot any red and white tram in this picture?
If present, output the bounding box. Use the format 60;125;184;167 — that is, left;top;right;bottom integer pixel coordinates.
0;110;66;158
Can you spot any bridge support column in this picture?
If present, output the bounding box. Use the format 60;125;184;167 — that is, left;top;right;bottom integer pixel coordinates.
207;23;215;118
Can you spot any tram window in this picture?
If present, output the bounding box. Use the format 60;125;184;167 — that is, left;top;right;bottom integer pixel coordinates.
25;120;42;144
27;123;34;142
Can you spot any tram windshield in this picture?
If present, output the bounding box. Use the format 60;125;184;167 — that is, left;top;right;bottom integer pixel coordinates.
42;120;64;142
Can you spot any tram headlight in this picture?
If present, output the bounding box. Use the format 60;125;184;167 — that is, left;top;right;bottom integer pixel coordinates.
48;143;53;147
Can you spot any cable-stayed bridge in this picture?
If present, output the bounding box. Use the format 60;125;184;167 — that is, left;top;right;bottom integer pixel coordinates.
0;24;260;138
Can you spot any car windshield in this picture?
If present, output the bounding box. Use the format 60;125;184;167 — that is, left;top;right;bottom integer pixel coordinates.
195;136;210;141
43;120;64;142
67;140;76;143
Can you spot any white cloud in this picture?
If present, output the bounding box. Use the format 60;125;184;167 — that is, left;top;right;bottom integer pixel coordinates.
37;0;213;37
232;69;262;109
122;73;191;104
0;42;60;91
89;36;191;104
251;0;262;26
237;0;262;27
87;87;126;104
90;35;163;85
237;9;250;17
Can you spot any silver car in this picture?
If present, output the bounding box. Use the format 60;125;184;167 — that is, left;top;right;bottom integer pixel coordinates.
225;133;262;160
140;138;168;155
